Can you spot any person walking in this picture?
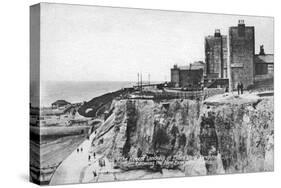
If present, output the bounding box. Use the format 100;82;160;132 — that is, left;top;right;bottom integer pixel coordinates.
88;155;91;162
237;82;241;95
240;82;244;95
93;170;97;178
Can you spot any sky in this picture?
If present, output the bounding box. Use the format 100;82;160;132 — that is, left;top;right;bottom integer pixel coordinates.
40;3;274;82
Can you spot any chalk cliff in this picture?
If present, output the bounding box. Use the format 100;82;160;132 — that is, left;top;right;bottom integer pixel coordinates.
92;93;273;177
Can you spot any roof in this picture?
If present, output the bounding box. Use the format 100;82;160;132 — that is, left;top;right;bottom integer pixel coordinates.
193;61;205;66
178;63;205;70
179;69;203;73
178;66;204;70
254;54;274;64
178;65;189;70
205;35;227;39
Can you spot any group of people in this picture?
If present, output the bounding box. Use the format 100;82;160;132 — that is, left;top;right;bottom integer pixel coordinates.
237;82;244;95
76;147;83;153
88;152;96;162
88;152;101;179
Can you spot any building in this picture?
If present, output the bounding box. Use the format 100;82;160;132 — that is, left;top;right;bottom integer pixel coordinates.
171;19;272;91
171;65;180;87
254;45;274;77
179;69;203;89
205;29;228;79
229;20;255;89
191;61;206;76
170;63;204;89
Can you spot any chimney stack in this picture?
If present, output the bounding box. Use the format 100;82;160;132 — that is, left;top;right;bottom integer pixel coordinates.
238;20;245;36
238;19;245;26
214;29;221;37
259;45;265;55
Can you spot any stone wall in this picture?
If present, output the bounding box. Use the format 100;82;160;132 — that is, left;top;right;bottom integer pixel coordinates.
203;88;225;99
179;69;203;88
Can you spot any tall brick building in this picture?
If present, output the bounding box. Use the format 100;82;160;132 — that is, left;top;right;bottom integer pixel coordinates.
205;29;228;79
229;20;255;89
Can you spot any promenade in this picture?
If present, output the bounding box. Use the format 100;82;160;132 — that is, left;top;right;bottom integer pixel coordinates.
49;116;116;185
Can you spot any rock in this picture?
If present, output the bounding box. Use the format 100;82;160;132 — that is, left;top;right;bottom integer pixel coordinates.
183;157;207;176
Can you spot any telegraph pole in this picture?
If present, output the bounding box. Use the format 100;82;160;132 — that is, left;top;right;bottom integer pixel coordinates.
140;73;142;93
137;73;139;89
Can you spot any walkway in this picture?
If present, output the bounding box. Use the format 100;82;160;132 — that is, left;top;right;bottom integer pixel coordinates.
49;115;117;185
49;132;94;185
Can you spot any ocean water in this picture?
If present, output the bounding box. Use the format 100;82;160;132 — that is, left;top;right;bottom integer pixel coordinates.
40;81;135;107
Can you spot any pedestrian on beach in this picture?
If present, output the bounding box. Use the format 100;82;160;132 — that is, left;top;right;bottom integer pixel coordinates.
81;147;83;152
77;148;79;153
240;82;244;94
88;155;91;162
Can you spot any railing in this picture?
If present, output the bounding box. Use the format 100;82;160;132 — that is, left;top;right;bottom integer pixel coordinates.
127;88;226;100
254;74;273;82
203;88;226;99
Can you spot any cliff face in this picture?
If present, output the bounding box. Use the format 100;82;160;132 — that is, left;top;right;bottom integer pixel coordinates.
93;94;273;176
201;96;274;174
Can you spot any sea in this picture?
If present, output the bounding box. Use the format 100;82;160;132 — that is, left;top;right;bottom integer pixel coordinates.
40;81;135;107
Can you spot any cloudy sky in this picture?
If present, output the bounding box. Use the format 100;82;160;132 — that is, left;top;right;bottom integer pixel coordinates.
40;3;274;82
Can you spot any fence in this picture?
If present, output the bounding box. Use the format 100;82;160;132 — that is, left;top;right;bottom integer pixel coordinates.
150;88;225;100
203;88;226;99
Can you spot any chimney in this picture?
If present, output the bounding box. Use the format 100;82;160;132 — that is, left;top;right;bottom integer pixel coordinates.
238;19;245;26
259;45;265;55
214;29;221;37
238;20;245;36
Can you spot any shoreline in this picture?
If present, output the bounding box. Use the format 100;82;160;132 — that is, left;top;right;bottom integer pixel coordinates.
40;81;136;107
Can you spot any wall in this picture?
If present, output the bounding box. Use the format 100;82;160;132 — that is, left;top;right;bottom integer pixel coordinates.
255;63;268;75
179;69;203;88
203;88;225;99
